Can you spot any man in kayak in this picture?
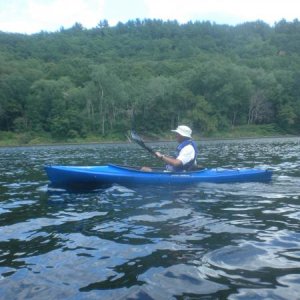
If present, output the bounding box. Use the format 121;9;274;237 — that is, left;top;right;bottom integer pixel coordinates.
142;125;198;172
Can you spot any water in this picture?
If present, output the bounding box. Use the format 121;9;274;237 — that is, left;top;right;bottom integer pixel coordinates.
0;137;300;299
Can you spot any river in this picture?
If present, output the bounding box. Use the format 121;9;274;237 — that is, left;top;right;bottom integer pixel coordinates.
0;137;300;299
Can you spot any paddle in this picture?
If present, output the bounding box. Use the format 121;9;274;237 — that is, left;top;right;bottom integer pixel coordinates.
129;130;157;157
129;130;204;171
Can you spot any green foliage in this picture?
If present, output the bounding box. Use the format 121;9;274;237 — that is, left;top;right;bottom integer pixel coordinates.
0;18;300;144
186;95;218;133
210;124;283;138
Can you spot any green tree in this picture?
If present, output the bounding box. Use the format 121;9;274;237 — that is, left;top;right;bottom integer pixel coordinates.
186;95;218;133
27;77;74;134
0;74;30;131
86;66;128;136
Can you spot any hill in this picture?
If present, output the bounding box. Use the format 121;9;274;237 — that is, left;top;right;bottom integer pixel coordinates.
1;18;300;144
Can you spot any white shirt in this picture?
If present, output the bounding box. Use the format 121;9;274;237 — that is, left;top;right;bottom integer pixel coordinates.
177;144;195;165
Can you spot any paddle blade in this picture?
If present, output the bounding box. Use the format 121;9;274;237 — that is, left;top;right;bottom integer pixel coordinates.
129;131;156;155
130;130;143;143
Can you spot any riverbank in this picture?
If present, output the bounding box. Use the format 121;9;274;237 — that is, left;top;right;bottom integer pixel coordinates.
0;124;294;147
0;131;122;147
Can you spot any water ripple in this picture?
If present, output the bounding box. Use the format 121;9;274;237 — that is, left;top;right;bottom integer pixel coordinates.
1;138;300;299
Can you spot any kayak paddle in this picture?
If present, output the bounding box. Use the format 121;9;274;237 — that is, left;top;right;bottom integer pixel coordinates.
129;131;157;157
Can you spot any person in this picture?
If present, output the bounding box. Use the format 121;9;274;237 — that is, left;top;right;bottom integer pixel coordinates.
142;125;198;172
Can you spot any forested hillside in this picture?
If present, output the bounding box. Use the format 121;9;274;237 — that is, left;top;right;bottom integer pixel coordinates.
1;18;300;143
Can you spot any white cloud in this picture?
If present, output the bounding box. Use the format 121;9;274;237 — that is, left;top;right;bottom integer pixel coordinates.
0;0;299;34
144;0;300;25
0;0;105;34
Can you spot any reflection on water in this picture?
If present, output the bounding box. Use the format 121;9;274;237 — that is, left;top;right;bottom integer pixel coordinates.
0;137;300;299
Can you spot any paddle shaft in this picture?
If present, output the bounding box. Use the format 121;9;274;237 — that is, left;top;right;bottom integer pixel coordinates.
130;131;157;157
139;141;156;155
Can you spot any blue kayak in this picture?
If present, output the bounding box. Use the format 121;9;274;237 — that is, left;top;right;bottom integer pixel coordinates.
44;164;272;189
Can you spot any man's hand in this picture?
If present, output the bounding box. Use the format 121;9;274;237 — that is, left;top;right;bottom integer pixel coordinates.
155;151;164;159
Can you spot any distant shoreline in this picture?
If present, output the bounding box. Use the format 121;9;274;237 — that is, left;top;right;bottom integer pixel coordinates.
0;133;298;148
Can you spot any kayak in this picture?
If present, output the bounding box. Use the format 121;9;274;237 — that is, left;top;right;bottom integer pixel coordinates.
44;164;272;189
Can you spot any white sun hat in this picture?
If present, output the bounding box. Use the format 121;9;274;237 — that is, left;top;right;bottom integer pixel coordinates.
171;125;192;138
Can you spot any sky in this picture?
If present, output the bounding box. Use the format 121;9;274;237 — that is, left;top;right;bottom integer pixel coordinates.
0;0;299;34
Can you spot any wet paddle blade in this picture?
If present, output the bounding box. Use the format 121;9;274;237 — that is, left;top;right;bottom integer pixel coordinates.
130;131;156;155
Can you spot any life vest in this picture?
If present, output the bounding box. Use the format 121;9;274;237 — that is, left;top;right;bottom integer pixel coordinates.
166;139;198;172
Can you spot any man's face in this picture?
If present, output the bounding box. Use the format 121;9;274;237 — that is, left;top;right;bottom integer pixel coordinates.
176;133;184;142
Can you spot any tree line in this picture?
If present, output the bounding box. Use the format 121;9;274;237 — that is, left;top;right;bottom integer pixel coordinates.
0;18;300;141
